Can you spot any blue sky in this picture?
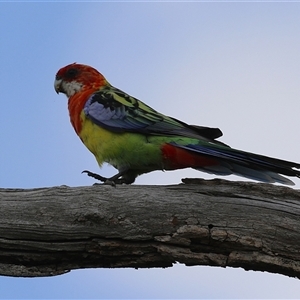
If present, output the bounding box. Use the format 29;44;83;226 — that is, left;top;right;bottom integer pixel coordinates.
1;2;300;298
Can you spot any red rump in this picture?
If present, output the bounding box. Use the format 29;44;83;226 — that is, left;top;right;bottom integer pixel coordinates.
161;143;218;170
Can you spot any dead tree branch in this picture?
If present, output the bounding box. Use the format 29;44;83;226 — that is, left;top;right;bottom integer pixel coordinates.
0;178;300;278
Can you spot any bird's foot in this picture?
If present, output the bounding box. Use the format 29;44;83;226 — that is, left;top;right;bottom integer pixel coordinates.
82;170;129;186
102;180;116;187
82;170;108;182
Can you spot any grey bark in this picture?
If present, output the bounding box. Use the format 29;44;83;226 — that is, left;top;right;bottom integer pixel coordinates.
0;178;300;278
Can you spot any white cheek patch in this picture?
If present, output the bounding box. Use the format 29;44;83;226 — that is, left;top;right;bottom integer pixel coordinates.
62;81;83;97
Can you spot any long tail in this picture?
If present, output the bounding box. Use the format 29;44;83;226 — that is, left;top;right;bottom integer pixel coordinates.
162;142;300;185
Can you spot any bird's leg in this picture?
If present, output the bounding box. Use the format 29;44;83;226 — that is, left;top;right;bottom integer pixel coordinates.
82;169;134;185
104;172;125;186
107;171;136;185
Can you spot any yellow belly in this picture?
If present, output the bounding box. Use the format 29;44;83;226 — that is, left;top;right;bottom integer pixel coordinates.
78;112;164;171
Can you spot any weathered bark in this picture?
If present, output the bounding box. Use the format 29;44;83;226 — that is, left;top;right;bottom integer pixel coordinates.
0;178;300;278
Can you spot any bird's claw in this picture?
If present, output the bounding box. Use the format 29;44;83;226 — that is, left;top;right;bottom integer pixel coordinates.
82;170;117;186
82;170;108;183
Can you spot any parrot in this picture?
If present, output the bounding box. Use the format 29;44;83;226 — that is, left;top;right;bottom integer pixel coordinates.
54;63;300;185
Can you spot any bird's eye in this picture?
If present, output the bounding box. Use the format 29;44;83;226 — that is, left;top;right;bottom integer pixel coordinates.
65;68;79;78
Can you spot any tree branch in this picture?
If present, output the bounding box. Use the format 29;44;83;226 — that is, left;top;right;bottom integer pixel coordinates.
0;178;300;278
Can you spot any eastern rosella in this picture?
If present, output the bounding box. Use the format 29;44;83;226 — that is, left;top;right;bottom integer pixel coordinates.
54;63;300;185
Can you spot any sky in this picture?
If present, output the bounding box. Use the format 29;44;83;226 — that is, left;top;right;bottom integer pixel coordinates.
1;1;300;299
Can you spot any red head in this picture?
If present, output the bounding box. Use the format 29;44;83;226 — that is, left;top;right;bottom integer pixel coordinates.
54;63;108;98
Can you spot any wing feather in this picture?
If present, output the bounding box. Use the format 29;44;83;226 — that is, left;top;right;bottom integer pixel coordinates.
83;86;222;140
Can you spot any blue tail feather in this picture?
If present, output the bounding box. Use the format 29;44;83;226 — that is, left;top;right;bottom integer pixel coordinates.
171;142;300;185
